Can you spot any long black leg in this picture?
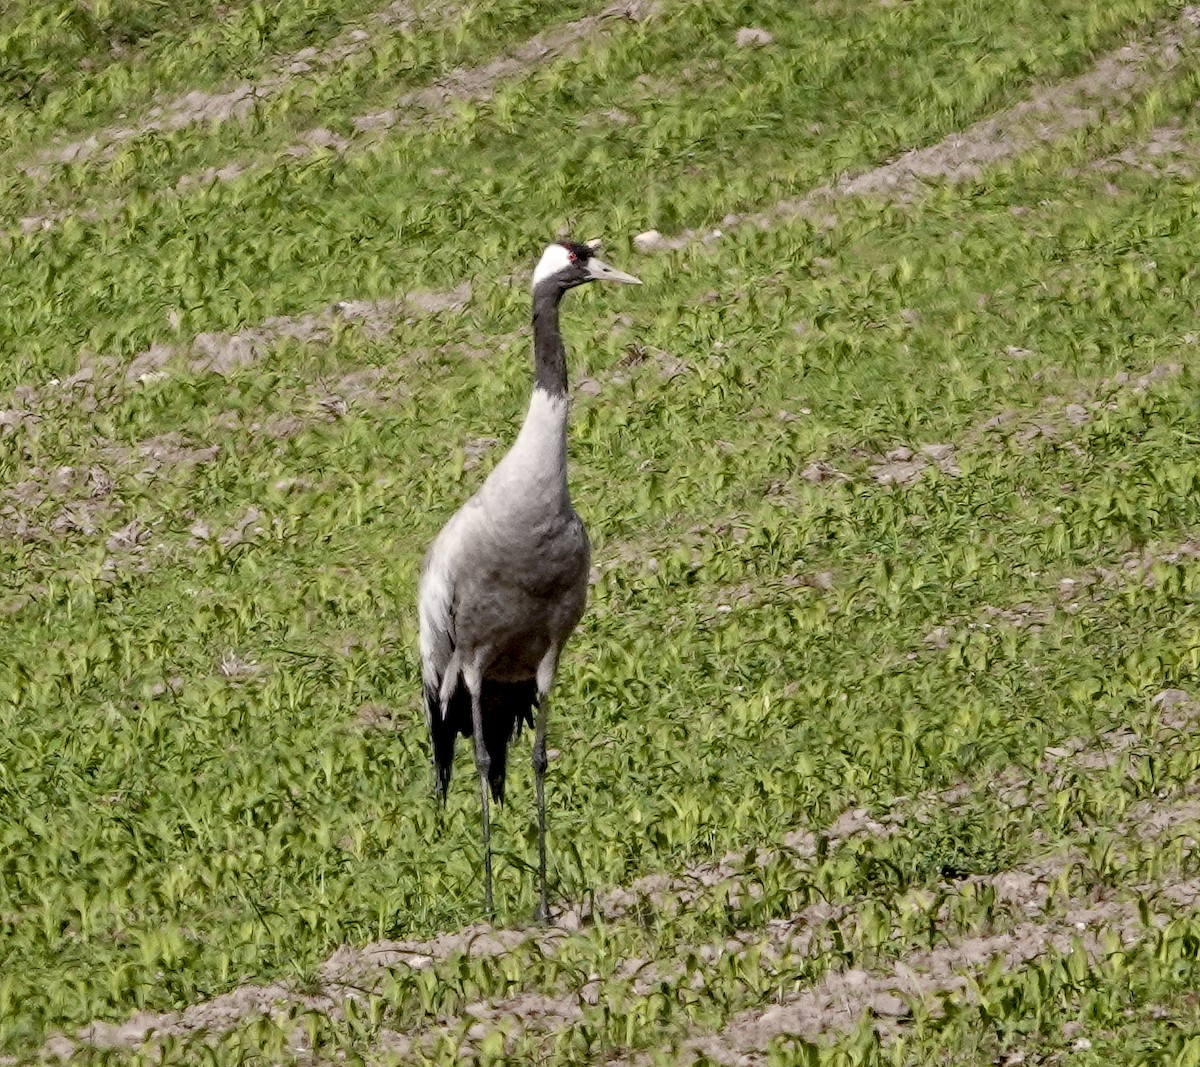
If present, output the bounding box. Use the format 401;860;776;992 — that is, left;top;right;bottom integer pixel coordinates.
466;670;494;917
532;693;550;923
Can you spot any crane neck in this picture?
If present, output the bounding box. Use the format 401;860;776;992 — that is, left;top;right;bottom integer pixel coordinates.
531;281;568;397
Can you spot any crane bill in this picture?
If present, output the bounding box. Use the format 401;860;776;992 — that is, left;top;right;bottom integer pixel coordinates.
586;257;642;285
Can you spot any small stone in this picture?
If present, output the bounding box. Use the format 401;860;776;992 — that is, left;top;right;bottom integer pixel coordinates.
43;1035;75;1060
801;460;845;483
633;229;667;252
735;26;774;47
920;443;955;461
871;458;925;486
806;570;835;591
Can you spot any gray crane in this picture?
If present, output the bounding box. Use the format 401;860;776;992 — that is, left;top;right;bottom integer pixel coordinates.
418;239;642;919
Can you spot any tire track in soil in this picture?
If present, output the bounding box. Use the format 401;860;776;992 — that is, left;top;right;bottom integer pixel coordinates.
342;0;654;138
634;5;1200;254
4;3;1191;423
921;535;1200;656
17;0;1187;241
8;13;1200;1061
0;284;473;571
12;0;658;235
1089;118;1200;178
169;0;656;191
673;880;1200;1065
20;1;438;174
46;692;1200;1059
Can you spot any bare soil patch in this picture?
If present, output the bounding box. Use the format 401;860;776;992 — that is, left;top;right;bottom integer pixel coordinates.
48;711;1200;1060
11;1;657;236
347;0;656;136
0;283;468;565
868;443;960;487
680;881;1200;1064
1090;118;1200;178
0;281;468;428
21;1;442;173
640;7;1200;254
119;282;471;385
922;533;1200;655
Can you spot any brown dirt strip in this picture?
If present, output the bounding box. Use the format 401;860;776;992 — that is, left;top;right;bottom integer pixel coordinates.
11;0;658;235
806;360;1186;491
173;0;654;190
60;801;1200;1060
0;281;469;430
678;882;1200;1065
21;1;434;174
921;532;1200;654
0;284;471;563
46;694;1200;1058
10;2;1193;241
6;1;1189;414
345;0;654;136
116;282;473;384
446;787;1200;1062
634;6;1200;254
1095;120;1200;177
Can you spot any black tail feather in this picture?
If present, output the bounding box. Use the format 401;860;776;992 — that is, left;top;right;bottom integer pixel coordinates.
425;682;458;801
426;678;537;804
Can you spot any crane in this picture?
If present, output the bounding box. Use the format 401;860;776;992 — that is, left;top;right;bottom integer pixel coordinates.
418;239;642;919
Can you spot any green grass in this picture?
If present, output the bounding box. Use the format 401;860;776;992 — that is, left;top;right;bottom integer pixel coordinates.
2;0;1200;1061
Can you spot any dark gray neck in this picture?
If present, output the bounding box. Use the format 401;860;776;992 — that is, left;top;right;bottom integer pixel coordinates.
531;281;567;397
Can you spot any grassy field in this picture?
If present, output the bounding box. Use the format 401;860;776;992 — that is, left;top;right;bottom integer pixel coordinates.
2;0;1200;1062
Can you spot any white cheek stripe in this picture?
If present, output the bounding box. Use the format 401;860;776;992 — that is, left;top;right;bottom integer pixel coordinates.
532;244;574;287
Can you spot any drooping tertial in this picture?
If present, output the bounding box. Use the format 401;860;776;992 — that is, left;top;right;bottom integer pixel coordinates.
417;239;642;920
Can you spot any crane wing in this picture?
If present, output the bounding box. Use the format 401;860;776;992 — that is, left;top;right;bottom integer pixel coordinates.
418;510;469;798
418;510;465;702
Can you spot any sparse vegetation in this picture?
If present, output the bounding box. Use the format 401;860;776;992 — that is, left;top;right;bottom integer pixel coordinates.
2;0;1200;1062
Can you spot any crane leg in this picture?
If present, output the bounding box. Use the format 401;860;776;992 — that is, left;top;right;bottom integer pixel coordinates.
465;667;494;918
532;694;550;923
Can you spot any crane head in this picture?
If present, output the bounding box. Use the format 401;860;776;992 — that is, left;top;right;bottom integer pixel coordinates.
532;239;642;292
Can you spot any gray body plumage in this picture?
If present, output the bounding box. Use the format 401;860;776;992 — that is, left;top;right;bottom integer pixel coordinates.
419;388;589;711
416;239;640;918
